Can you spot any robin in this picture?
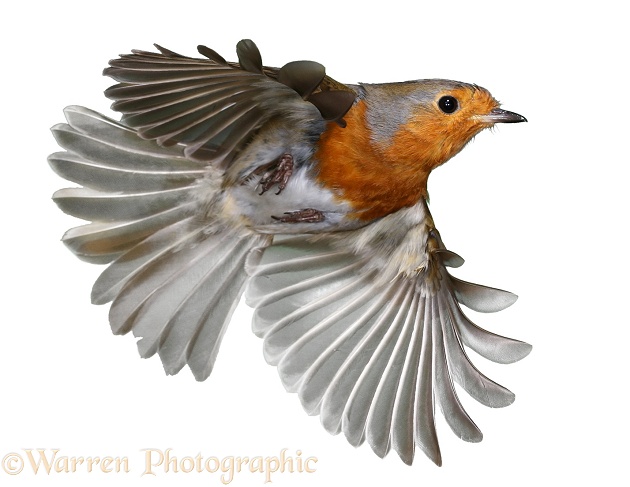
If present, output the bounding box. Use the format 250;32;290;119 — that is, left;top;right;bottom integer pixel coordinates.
49;39;531;466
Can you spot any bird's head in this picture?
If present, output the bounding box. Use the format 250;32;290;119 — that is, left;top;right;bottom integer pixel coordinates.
315;79;526;220
364;80;526;174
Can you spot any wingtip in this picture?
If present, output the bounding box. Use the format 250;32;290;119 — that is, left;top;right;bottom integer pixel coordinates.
52;106;85;128
63;104;84;115
419;447;442;467
514;341;533;361
235;38;263;74
498;339;533;364
197;44;227;64
451;276;519;313
90;280;114;306
369;444;389;460
398;451;414;466
49;123;68;141
467;431;484;443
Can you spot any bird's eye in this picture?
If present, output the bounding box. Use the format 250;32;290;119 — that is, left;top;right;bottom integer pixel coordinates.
438;96;459;114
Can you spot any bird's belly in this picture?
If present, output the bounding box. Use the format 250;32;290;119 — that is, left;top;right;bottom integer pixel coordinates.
225;166;359;233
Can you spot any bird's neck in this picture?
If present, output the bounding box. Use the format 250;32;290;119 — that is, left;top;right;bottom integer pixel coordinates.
314;100;435;221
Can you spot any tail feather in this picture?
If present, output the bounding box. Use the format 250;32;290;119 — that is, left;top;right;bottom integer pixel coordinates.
126;229;245;358
52;186;196;222
151;231;264;379
51;105;270;380
183;239;260;381
55;106;202;166
48;151;201;192
61;203;197;263
106;222;212;335
91;217;201;305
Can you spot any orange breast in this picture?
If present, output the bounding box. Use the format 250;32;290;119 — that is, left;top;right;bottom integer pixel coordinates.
314;100;430;221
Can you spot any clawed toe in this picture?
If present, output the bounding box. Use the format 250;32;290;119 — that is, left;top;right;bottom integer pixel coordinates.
259;153;294;195
271;208;325;223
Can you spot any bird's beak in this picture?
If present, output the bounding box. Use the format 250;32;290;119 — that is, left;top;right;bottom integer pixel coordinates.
476;108;527;124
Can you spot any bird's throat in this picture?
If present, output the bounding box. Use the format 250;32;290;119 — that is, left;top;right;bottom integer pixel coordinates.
314;100;432;221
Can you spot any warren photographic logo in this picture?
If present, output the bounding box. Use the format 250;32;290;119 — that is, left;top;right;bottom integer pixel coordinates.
2;448;317;484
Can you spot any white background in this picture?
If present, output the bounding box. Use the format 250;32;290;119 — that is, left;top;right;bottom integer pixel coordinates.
1;0;628;485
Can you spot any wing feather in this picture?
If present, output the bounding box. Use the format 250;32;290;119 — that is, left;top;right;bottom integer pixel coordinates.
439;293;515;407
411;297;441;465
104;41;356;163
246;231;530;466
451;276;518;313
364;290;418;458
432;297;483;442
450;297;532;364
323;281;412;439
391;295;429;465
294;282;405;416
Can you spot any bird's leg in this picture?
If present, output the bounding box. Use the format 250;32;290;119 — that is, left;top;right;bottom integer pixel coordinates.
272;208;325;223
258;153;294;195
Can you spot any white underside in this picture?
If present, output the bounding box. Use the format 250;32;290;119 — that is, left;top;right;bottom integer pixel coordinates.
225;166;358;233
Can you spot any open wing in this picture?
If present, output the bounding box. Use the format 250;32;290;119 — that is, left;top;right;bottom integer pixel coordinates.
104;39;356;166
245;232;531;466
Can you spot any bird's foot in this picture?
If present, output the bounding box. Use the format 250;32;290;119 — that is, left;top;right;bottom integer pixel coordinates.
258;153;294;195
272;208;325;223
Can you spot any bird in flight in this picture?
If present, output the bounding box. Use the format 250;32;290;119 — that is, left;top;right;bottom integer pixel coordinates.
49;39;530;466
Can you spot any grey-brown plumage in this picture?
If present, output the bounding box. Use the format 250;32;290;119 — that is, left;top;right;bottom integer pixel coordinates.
104;39;355;163
49;39;530;466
